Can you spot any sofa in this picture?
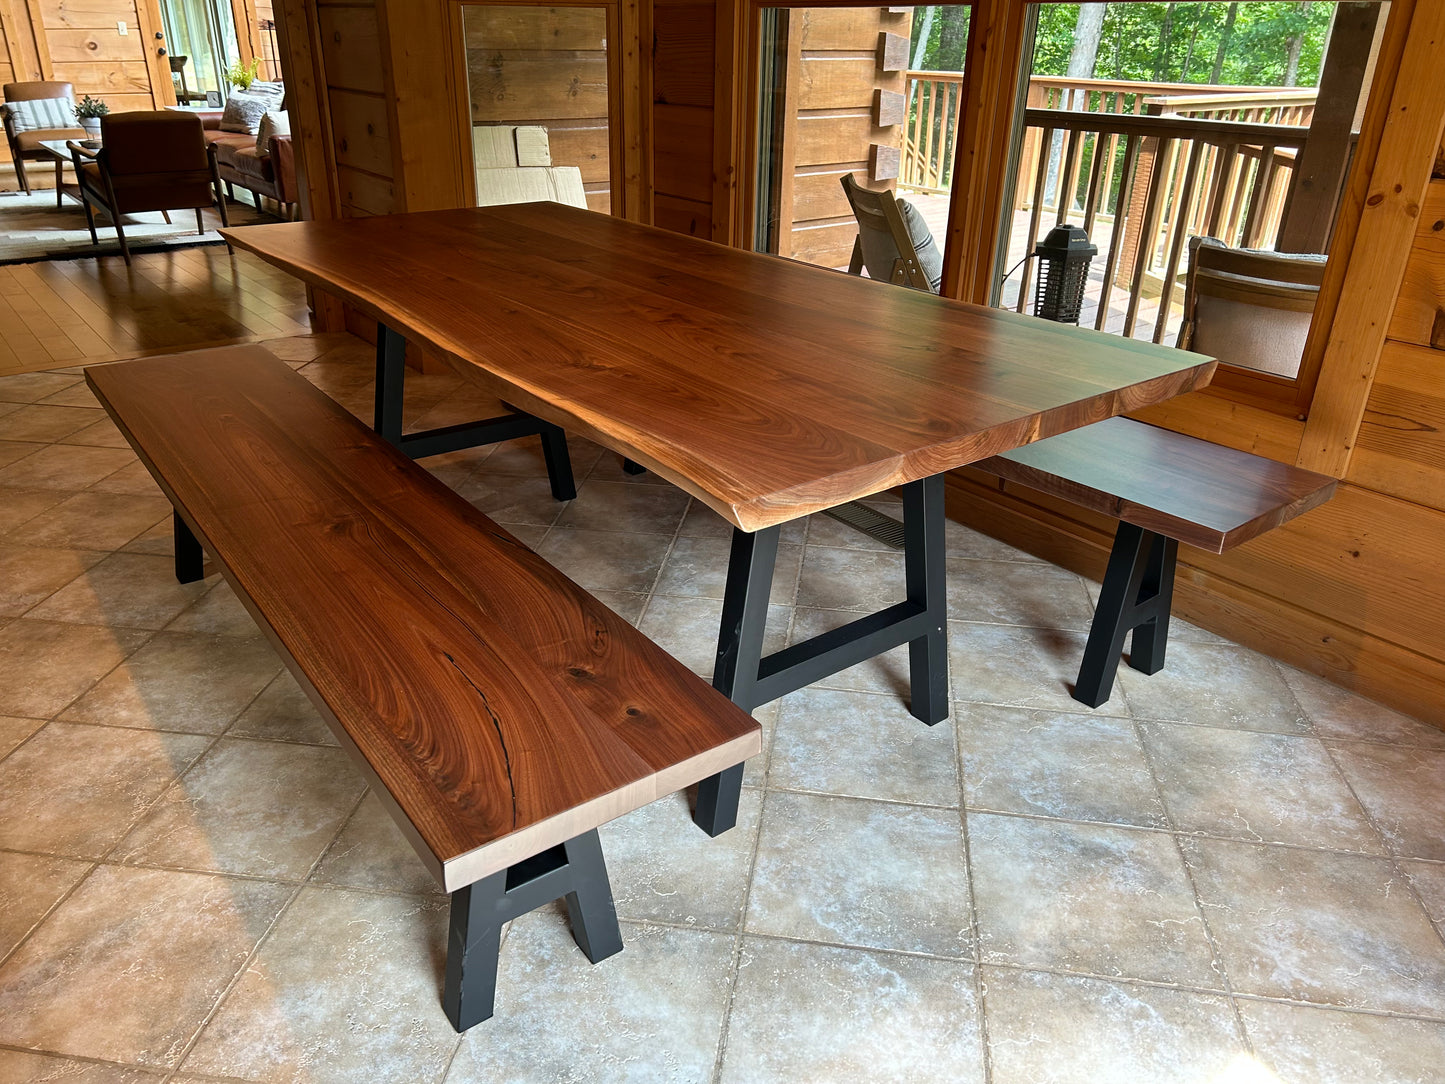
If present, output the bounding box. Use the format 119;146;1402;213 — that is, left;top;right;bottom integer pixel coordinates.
472;125;587;209
193;110;298;219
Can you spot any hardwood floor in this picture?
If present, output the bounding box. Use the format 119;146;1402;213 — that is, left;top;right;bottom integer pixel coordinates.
0;246;313;377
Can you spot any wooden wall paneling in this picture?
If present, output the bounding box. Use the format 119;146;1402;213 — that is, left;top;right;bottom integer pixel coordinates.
653;101;713;204
0;0;44;81
1128;391;1306;463
376;0;464;211
652;1;713;108
336;162;395;215
1297;0;1445;477
21;0;52;77
714;0;746;243
228;0;260;69
327;87;392;176
651;0;716;233
652;192;709;236
1352;339;1445;510
316;4;383;94
131;0;171;107
620;0;647;222
1387;179;1445;348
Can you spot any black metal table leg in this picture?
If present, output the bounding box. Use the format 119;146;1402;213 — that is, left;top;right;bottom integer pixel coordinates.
903;473;949;724
622;457;647;475
442;829;621;1031
370;321;576;500
173;510;204;584
1073;522;1179;708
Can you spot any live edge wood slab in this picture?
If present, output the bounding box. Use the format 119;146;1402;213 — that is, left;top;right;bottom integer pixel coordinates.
221;203;1219;532
84;346;762;894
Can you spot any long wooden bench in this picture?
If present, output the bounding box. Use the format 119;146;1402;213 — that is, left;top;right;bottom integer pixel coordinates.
973;416;1338;707
85;345;762;1031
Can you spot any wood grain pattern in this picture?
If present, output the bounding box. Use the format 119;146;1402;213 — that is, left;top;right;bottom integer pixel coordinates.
974;416;1338;554
85;345;761;890
223;204;1217;531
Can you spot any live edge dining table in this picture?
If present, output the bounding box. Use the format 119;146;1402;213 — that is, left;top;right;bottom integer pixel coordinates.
223;202;1215;827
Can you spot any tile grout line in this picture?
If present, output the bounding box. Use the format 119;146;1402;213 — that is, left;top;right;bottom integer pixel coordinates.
954;688;995;1084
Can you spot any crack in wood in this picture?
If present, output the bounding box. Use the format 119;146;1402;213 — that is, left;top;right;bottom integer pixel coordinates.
444;650;518;826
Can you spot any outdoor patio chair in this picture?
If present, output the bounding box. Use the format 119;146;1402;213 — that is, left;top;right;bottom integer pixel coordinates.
839;172;943;293
72;110;229;265
2;80;86;195
1176;236;1328;378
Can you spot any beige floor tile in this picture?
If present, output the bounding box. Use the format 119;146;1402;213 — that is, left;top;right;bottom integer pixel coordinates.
1279;664;1445;749
119;516;176;556
0;850;92;958
533;526;677;594
677;498;807;544
0;542;105;616
982;968;1244;1084
0;1049;165;1083
27;552;209;629
1239;998;1445;1084
587;587;648;624
0;403;100;443
0;371;83;404
0;439;43;469
556;477;692;535
1327;743;1445;861
0;865;289;1069
600;786;761;931
801;504;908;553
946;557;1097;631
1182;837;1445;1014
61;415;132;450
164;579;261;638
0;714;45;758
37;380;103;407
747;790;972;957
0;620;146;718
114;738;365;880
1117;640;1310;734
60;631;282;735
969;813;1219;986
719;938;985;1084
769;686;959;806
18;491;172;550
943;517;1046;562
637;593;791;682
0;485;67;534
796;546;906;612
89;459;165;497
0;722;210;858
948;620;1132;717
959;704;1167;828
311;790;441;896
0;443;133;491
226;670;336;746
787;607;914;699
1402;860;1445;929
1141;723;1384;852
447;916;733;1084
739;701;778;788
183;886;457;1084
478;432;605;480
450;473;569;527
655;534;803;605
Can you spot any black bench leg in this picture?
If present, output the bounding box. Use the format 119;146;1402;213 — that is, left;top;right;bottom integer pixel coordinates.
539;422;577;501
693;525;780;836
373;323;407;447
1073;523;1178;708
622;457;647;475
173;511;204;583
442;828;622;1031
902;473;949;725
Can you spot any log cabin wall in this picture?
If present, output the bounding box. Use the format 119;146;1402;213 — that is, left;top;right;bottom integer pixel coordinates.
651;0;716;237
463;6;613;213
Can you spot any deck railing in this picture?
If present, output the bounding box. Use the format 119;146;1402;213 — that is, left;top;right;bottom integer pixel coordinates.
901;71;965;193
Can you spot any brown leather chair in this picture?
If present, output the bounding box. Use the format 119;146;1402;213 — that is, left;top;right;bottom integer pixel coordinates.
2;80;86;195
73;110;229;265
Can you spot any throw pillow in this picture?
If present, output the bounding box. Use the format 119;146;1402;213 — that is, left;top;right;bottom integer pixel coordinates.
897;199;944;293
3;97;77;133
255;109;291;155
220;82;285;135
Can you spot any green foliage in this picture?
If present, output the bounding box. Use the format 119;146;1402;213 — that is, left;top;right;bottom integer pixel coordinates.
1030;2;1335;87
225;57;263;89
74;94;110;119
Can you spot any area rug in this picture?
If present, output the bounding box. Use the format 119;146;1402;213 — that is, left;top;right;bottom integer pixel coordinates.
0;189;280;265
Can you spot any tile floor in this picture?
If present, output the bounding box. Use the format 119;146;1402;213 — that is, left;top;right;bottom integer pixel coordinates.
1;334;1444;1083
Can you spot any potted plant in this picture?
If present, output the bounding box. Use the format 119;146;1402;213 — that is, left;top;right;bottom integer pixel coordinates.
224;57;262;91
74;95;108;143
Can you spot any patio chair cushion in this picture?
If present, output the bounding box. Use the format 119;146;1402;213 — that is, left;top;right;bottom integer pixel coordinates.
220;81;285;134
14;127;86;154
3;96;76;132
856;197;943;293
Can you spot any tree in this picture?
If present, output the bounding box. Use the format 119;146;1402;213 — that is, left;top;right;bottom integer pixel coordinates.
937;5;968;71
1211;2;1240;84
1067;3;1108;79
1284;1;1315;86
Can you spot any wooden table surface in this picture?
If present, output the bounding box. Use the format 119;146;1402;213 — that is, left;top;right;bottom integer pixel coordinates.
224;204;1217;531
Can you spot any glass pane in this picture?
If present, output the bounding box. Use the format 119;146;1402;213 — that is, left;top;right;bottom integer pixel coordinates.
997;1;1387;381
462;5;611;214
753;6;968;279
161;0;241;103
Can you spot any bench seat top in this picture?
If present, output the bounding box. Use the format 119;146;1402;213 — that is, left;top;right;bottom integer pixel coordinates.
86;346;761;892
975;416;1338;554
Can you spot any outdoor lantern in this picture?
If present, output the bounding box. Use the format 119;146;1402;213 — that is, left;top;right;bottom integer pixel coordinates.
1033;224;1098;325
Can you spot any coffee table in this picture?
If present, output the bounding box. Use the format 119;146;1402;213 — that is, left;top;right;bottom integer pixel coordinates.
36;138;97;208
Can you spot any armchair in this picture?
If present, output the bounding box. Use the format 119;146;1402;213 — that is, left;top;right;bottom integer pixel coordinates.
73;110;229;264
2;80;86;195
839;173;943;292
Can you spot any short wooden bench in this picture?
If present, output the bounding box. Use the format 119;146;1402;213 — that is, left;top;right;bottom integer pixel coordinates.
973;416;1338;707
85;345;761;1031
